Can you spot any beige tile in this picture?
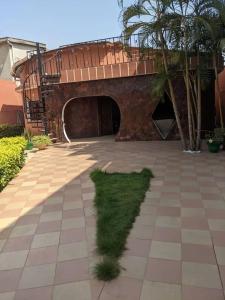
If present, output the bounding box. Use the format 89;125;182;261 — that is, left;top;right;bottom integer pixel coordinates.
208;219;225;231
135;215;156;226
63;201;83;210
141;281;181;300
19;263;56;289
62;217;85;230
120;255;147;279
150;241;181;261
182;262;221;288
0;292;15;300
156;216;181;228
40;211;62;222
10;224;37;238
130;225;153;240
82;193;95;201
31;232;60;248
0;250;28;270
214;246;225;265
0;218;17;230
0;240;6;252
5;202;26;210
21;206;43;216
181;208;205;217
53;281;91;300
58;242;88;261
181;229;212;245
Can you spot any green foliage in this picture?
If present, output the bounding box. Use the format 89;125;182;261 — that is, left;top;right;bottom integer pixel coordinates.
94;258;121;281
32;135;52;147
0;124;24;138
91;168;153;280
0;137;26;191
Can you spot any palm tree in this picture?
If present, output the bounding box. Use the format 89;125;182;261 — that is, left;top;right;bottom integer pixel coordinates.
118;0;187;150
119;0;225;150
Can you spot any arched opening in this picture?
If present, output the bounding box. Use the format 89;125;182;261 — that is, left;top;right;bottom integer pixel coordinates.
63;96;121;140
152;93;176;140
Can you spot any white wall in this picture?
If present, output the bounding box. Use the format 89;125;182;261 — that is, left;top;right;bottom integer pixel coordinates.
0;42;38;81
0;43;12;80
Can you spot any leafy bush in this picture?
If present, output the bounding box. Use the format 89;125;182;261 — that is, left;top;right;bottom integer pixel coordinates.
32;135;52;147
0;124;24;138
0;137;26;191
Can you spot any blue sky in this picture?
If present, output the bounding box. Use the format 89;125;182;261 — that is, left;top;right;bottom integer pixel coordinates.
1;0;127;50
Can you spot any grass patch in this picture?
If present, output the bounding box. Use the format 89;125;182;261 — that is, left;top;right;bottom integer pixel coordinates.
94;257;120;281
90;168;153;280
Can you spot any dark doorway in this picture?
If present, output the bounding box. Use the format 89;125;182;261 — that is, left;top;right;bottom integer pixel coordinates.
152;93;176;140
98;96;120;135
64;96;120;139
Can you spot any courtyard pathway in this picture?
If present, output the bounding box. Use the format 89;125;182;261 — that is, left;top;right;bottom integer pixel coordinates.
0;137;225;299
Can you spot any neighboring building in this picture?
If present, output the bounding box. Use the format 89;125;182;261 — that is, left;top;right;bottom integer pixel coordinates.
0;37;46;125
0;37;46;81
13;35;217;141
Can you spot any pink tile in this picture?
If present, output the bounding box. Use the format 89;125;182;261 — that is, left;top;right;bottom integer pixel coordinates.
3;236;33;252
84;200;93;208
16;215;40;225
211;231;225;246
126;238;151;257
153;227;181;243
90;279;104;300
100;277;142;300
205;209;225;219
26;246;58;266
201;193;223;201
86;216;96;226
182;285;224;300
54;258;89;284
181;199;203;208
182;244;216;264
15;286;52;300
43;204;63;213
219;265;225;287
62;208;84;219
182;217;209;230
157;207;181;217
60;228;86;244
161;192;180;200
0;227;12;239
0;269;22;292
145;258;181;284
180;186;200;193
36;220;61;234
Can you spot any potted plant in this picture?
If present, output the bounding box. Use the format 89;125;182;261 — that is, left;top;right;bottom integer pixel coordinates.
24;129;33;150
207;137;221;153
32;135;52;150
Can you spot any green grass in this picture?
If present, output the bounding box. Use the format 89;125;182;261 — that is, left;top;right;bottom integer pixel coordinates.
90;168;153;281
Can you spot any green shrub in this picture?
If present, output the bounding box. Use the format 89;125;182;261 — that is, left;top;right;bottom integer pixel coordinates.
0;137;26;191
0;124;24;138
32;135;52;147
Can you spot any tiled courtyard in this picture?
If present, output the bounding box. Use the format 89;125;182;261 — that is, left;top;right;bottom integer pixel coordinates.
0;136;225;299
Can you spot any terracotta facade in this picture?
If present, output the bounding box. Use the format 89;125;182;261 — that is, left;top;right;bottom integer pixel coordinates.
43;75;189;141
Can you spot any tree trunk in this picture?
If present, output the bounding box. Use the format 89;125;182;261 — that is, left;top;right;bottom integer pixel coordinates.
196;50;202;150
213;54;224;128
160;46;187;150
184;52;194;150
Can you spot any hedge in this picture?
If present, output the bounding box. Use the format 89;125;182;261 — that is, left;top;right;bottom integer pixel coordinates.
0;137;26;191
0;124;24;138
